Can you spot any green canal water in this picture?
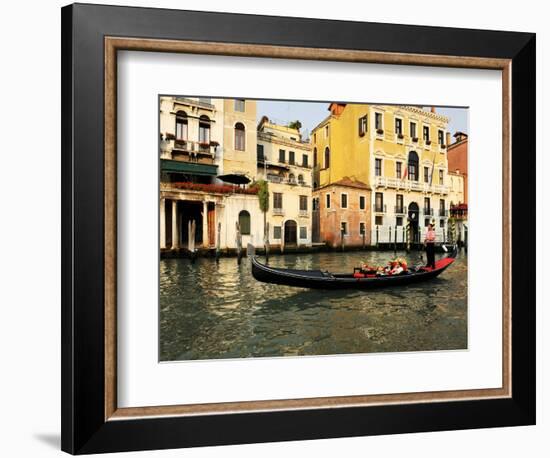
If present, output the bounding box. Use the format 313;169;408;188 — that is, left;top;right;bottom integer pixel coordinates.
160;249;468;361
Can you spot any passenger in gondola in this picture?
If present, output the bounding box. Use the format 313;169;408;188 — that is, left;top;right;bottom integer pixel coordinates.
424;221;436;269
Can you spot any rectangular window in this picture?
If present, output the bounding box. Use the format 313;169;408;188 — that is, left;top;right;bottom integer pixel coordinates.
375;215;383;225
257;144;264;161
424;197;431;215
375;158;382;176
396;161;402;178
423;125;430;142
302;154;308;167
358;115;368;136
396;216;403;226
375;112;383;130
325;125;329;138
234;127;245;151
341;193;348;209
341;221;348;235
359;195;366;210
424;166;429;183
300;227;307;239
360;222;366;234
396;194;403;213
199;123;210;143
273;226;281;239
425;218;430;227
289;151;295;165
312;197;319;211
395;118;403;135
439;169;444;184
273;192;283;209
299;195;308;211
410;121;417;139
438;129;445;146
176;118;188;140
278;149;285;163
234;99;245;112
440;219;445;228
313;133;317;143
375;192;384;212
326;193;331;209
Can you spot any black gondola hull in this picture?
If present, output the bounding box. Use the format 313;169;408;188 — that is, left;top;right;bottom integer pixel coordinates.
251;248;457;290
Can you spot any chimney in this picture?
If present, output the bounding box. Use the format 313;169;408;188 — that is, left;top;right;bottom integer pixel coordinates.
446;132;451;146
430;106;436;113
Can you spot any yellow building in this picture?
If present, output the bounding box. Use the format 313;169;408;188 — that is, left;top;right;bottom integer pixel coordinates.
257;118;312;247
221;99;258;181
312;103;451;246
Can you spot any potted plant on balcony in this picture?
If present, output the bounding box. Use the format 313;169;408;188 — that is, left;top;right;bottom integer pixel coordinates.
165;132;176;140
412;136;418;142
397;133;404;139
376;128;384;135
198;141;210;152
209;140;219;152
426;140;432;145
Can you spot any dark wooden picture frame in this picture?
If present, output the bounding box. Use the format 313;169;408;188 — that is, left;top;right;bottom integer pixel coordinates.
61;3;536;454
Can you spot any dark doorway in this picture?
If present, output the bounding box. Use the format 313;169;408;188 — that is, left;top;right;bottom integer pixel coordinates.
284;220;297;245
408;202;420;243
180;201;203;247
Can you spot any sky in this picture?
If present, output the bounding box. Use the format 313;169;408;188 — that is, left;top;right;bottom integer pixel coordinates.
256;100;468;140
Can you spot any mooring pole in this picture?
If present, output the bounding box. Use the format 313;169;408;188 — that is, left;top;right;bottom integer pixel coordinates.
236;221;242;265
265;222;270;263
215;222;221;264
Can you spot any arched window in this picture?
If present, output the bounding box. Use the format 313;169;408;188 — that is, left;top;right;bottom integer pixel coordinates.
238;210;251;235
175;111;188;140
289;173;296;184
235;122;245;151
313;147;317;166
199;115;210;144
298;174;304;184
324;147;330;168
407;151;419;181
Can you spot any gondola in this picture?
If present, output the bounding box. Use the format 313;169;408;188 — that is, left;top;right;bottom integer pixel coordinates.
251;245;458;290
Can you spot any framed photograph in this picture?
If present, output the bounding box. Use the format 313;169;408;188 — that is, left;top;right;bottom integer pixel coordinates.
61;3;536;454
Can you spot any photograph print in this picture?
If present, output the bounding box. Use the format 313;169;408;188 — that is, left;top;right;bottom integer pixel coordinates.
159;97;469;362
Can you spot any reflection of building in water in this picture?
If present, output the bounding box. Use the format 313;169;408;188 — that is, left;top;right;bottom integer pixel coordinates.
256;118;313;248
312;103;455;246
447;132;468;245
159;97;262;251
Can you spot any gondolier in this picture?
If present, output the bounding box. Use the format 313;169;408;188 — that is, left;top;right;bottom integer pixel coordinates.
424;221;436;269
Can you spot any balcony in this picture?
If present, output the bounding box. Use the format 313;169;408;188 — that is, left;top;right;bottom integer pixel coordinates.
439;209;448;217
299;210;309;218
374;176;449;194
373;204;387;214
168;139;217;164
272;208;285;216
424;208;434;216
266;175;283;183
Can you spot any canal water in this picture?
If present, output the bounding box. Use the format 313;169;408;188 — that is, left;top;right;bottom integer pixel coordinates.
160;250;468;361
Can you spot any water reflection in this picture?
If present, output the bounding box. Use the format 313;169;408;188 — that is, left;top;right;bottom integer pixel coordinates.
160;250;467;361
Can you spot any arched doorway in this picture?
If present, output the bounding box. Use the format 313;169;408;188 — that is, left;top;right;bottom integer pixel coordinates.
408;202;420;243
284;220;297;245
